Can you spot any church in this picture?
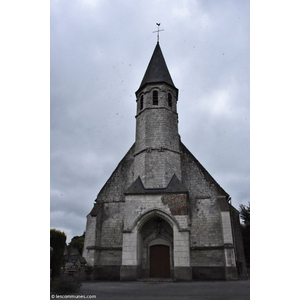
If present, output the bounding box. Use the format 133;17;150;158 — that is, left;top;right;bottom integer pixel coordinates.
82;41;247;281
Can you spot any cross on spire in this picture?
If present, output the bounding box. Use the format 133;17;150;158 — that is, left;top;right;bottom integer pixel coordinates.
153;23;164;43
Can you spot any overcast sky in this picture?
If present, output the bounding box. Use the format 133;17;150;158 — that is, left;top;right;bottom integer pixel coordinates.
50;0;250;242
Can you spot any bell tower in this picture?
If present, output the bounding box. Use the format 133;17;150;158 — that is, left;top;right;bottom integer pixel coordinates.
134;42;181;189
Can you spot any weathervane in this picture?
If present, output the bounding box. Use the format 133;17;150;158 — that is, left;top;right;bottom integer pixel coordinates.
153;23;164;43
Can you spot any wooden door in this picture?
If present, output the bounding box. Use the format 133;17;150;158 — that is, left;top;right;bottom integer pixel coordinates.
150;245;170;278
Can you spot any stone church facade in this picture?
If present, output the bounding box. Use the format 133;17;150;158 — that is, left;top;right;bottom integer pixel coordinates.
82;42;247;281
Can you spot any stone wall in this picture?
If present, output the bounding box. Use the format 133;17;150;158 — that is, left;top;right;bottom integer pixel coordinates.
82;144;135;274
180;141;241;280
83;112;245;281
123;194;189;232
231;206;248;278
120;194;192;281
135;107;179;152
180;142;225;248
134;83;181;189
135;83;178;117
96;144;135;203
134;150;181;189
100;202;124;248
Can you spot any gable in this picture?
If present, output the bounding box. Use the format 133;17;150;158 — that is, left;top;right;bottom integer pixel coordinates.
180;141;229;198
93;143;135;205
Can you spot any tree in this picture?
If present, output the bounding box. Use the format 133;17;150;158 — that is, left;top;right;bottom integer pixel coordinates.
240;203;250;226
50;229;67;278
68;232;85;256
240;203;250;267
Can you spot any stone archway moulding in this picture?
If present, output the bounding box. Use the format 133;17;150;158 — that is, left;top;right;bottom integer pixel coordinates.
125;208;181;233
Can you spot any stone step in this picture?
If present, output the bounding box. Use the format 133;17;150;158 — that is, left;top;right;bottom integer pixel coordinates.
137;278;174;282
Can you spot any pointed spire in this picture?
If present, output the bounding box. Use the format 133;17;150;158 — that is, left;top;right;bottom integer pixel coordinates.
138;43;176;90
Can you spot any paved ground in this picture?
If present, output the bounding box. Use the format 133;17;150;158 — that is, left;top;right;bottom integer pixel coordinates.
69;280;250;300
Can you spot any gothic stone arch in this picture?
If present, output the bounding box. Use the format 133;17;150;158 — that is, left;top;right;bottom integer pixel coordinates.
139;215;173;278
120;208;192;281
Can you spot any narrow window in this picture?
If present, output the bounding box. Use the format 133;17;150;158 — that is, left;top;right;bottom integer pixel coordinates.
168;93;172;107
153;91;158;105
140;95;144;110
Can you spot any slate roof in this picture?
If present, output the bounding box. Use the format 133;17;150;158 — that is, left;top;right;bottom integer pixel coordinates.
137;43;177;92
125;174;188;195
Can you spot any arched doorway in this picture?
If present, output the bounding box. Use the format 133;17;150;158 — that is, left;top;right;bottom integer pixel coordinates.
150;244;170;278
121;208;192;281
138;215;173;278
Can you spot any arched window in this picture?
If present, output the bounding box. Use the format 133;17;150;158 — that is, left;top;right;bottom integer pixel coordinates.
140;95;144;110
168;93;172;107
153;91;158;105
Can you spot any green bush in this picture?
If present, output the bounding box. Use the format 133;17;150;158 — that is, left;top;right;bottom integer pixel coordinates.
68;233;85;255
50;229;67;278
50;277;82;294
